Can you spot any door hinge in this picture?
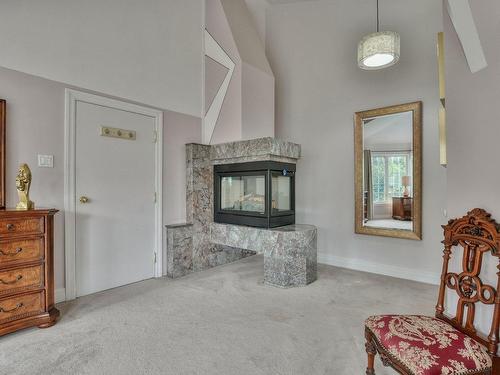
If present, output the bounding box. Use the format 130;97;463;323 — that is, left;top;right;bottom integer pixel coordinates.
152;130;158;143
153;192;157;204
154;252;157;264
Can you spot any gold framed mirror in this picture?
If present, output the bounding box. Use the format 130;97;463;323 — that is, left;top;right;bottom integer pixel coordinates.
354;101;422;240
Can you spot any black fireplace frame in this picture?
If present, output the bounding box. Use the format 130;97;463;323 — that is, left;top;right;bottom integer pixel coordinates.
214;161;295;228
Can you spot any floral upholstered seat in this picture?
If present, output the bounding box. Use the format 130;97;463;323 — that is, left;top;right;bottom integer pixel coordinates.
365;315;492;375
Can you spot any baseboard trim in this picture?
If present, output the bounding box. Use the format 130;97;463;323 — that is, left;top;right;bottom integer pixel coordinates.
317;253;440;285
55;288;66;303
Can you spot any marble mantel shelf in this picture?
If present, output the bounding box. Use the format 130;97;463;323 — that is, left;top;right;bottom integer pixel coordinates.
210;137;301;165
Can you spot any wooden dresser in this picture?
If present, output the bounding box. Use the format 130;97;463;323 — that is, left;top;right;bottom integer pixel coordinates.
0;209;59;336
392;197;413;221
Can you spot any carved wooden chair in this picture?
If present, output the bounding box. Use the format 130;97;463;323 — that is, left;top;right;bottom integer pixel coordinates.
364;209;500;375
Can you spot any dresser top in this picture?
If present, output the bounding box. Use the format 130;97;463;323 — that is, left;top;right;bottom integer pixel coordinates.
0;208;58;215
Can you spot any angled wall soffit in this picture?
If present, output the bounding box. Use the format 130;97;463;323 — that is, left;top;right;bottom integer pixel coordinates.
203;30;236;144
220;0;273;76
446;0;487;73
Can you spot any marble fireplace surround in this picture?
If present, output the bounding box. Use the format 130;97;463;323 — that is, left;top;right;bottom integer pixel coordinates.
166;137;317;287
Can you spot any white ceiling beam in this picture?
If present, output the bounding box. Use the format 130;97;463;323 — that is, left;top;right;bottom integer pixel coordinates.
446;0;487;73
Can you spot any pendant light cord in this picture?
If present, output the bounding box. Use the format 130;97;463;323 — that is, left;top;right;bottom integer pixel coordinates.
376;0;379;32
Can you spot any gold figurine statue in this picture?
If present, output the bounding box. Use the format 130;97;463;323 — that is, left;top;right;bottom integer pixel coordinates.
16;163;34;210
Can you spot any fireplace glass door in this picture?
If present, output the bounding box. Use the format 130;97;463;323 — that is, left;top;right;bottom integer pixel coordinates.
220;174;266;214
271;173;292;213
214;161;295;228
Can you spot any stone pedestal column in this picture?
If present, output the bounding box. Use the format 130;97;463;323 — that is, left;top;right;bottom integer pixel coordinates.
186;144;212;271
263;225;317;288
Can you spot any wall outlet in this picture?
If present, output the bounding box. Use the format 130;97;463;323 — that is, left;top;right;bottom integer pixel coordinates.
38;154;54;168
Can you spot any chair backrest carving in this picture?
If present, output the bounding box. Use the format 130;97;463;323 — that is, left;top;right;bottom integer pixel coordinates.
436;208;500;357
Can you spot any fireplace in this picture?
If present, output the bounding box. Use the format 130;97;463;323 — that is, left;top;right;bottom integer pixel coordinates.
214;161;295;228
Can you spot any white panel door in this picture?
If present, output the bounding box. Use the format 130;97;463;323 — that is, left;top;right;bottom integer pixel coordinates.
75;101;156;297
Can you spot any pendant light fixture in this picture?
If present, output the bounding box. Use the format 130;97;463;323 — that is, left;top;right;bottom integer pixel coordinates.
358;0;400;70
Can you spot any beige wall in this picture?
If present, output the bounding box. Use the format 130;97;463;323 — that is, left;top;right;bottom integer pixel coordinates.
266;0;446;283
0;0;203;117
444;0;500;336
0;67;201;293
0;68;67;291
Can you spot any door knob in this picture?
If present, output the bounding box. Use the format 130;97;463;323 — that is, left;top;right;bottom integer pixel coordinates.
79;196;90;204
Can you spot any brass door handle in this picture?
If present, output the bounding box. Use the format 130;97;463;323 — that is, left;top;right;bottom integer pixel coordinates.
79;196;90;204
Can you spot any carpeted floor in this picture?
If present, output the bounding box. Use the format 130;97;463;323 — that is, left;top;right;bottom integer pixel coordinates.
0;255;436;375
364;219;413;231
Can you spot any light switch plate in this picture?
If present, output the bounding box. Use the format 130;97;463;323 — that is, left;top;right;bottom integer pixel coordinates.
38;154;54;168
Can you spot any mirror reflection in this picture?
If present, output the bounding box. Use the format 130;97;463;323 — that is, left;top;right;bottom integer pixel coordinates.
363;111;413;231
354;102;422;240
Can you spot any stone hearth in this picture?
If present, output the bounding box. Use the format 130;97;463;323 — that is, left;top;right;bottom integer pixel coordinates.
211;223;317;287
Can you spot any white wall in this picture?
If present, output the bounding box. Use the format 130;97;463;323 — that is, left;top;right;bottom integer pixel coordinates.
163;112;202;225
243;0;269;44
206;0;275;144
266;0;446;283
444;1;500;220
221;0;275;141
444;0;500;337
221;0;272;76
206;0;243;144
0;0;203;117
241;62;275;140
0;66;201;292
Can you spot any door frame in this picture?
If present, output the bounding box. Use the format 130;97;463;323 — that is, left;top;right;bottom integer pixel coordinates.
64;89;164;301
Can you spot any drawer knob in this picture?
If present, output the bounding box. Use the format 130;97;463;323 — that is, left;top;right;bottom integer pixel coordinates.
0;302;23;313
0;248;23;256
6;224;14;231
0;275;23;285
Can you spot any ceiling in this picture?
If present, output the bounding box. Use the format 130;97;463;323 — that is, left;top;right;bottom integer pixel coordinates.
363;111;413;148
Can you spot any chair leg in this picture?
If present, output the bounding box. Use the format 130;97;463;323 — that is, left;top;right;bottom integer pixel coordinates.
365;337;376;375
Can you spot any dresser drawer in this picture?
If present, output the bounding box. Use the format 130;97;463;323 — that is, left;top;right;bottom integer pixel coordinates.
0;265;43;296
0;237;44;266
0;217;44;236
0;291;45;324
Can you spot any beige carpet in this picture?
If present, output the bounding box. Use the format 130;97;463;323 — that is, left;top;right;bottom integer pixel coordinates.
0;255;436;375
365;219;413;231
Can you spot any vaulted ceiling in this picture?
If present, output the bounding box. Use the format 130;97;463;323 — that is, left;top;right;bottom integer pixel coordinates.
264;0;487;73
